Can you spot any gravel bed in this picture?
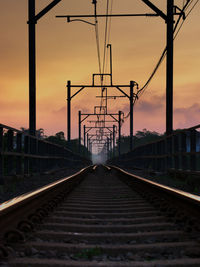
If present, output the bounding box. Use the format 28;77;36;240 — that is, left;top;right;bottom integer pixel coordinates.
14;244;197;262
0;167;85;204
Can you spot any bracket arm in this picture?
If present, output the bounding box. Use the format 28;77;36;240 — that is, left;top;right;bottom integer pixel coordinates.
28;0;62;24
141;0;167;21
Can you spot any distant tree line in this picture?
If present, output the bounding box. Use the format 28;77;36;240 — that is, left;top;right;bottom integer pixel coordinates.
114;128;163;155
19;127;163;156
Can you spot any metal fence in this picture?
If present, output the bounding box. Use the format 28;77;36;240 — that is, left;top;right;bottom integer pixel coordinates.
0;124;91;184
108;124;200;174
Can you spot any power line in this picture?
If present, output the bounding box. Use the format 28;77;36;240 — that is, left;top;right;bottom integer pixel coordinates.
93;0;102;75
102;0;109;77
137;0;197;98
105;0;113;85
95;22;102;75
124;0;198;121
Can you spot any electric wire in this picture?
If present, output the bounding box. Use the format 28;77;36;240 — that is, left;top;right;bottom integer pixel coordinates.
137;0;196;97
95;23;102;75
105;0;113;84
102;0;109;78
100;0;113;122
174;0;199;39
124;0;198;120
93;1;102;76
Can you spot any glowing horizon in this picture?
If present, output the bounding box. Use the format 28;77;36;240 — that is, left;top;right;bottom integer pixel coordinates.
0;1;200;139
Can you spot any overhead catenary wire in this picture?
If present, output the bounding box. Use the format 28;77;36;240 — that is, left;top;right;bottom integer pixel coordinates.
93;0;102;76
137;0;197;98
95;21;102;75
100;0;113;116
124;0;198;120
174;0;199;39
102;0;110;78
104;0;113;85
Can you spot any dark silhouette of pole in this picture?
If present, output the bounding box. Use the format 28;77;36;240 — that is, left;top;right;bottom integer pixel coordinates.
29;0;36;136
78;110;81;154
84;125;86;155
130;81;134;151
107;137;109;159
141;0;174;135
84;125;86;147
28;0;62;136
113;125;115;158
166;0;174;135
67;80;71;142
118;111;121;156
87;133;89;155
107;44;113;85
110;132;112;158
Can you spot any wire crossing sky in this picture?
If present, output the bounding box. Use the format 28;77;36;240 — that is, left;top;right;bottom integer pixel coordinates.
0;0;199;137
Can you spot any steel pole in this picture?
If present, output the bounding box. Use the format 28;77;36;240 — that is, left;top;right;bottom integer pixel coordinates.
84;125;86;147
90;141;92;154
118;111;121;156
29;0;36;136
67;80;71;142
107;44;113;85
166;0;174;135
78;111;81;154
110;133;112;158
130;81;134;151
87;133;89;155
113;125;115;158
107;137;109;159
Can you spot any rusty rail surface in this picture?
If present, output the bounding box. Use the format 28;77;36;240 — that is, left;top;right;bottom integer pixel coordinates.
0;124;91;184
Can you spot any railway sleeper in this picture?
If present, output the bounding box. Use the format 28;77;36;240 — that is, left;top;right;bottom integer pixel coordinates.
1;165;200;266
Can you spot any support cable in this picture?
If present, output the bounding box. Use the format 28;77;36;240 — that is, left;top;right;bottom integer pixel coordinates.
137;0;196;98
102;0;110;78
124;0;197;120
93;0;102;76
105;0;113;85
174;0;199;39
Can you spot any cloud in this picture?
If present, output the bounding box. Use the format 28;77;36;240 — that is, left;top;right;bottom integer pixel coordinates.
123;94;165;114
174;103;200;129
53;106;66;115
52;103;91;118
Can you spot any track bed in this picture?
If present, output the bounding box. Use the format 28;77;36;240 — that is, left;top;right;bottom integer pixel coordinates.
2;165;200;266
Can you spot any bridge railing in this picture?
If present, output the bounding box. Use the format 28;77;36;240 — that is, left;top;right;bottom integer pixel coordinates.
0;124;91;184
108;124;200;174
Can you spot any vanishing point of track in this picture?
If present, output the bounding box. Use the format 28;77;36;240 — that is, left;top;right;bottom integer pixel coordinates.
1;165;200;266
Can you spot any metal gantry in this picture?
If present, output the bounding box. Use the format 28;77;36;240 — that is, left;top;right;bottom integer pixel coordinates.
58;0;186;141
77;110;122;156
25;0;191;158
67;79;138;155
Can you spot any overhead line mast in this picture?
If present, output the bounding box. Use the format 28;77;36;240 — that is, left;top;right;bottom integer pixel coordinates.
58;0;194;155
28;0;61;136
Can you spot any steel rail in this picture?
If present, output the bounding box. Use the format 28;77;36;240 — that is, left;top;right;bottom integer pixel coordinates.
0;165;93;245
109;165;200;219
1;165;200;265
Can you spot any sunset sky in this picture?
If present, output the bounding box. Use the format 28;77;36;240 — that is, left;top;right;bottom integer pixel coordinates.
0;0;199;139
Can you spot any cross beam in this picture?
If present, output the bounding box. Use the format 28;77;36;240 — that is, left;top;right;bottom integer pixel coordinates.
56;13;159;19
141;0;167;21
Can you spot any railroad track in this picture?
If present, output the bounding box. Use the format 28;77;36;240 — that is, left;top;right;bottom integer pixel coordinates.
1;165;200;266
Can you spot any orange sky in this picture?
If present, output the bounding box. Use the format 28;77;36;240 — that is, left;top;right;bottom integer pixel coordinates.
0;0;200;139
